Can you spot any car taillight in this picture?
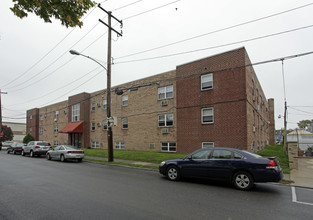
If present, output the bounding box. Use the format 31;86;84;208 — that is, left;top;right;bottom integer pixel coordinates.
49;147;53;149
267;160;277;169
35;146;40;148
67;151;83;154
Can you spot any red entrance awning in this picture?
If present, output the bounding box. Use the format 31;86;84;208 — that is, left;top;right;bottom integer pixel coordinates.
59;122;83;133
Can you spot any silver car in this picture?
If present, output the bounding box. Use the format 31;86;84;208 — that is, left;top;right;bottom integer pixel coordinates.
46;145;84;162
22;141;51;157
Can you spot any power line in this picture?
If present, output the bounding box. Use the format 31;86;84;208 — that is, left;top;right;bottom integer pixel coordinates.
115;2;313;60
114;24;313;64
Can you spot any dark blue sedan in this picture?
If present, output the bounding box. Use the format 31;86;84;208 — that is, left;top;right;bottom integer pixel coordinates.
159;147;283;190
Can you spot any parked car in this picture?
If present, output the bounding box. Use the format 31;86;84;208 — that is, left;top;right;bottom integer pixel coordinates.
21;141;51;157
7;142;25;154
159;147;283;190
46;145;84;162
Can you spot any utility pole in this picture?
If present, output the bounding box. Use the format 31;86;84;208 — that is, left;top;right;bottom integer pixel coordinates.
98;4;123;162
284;101;288;154
0;89;8;139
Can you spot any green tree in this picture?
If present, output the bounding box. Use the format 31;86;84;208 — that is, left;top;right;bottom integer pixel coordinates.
23;134;34;144
10;0;96;28
0;125;14;142
297;119;313;129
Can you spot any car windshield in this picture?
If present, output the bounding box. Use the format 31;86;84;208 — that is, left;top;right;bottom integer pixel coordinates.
38;142;51;146
242;150;262;158
64;146;77;150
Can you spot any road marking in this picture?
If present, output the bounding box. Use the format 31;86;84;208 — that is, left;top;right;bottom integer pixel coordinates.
291;186;313;206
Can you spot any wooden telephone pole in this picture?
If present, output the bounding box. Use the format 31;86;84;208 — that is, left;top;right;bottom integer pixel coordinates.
0;89;8;139
98;4;123;162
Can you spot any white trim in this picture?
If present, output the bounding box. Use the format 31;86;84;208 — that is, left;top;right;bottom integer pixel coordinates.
201;73;213;91
201;107;214;124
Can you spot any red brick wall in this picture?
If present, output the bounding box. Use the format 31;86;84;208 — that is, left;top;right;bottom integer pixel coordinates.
68;93;90;147
26;108;39;140
176;48;249;153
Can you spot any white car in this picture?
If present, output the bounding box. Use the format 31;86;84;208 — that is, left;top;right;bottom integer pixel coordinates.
46;145;84;162
22;141;51;157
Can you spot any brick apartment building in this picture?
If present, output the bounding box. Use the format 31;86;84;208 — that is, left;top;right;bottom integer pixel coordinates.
26;47;275;153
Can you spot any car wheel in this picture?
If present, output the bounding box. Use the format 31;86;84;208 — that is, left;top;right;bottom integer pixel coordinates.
60;154;66;162
166;166;180;181
46;153;51;160
233;171;254;191
7;150;10;154
13;150;16;155
30;150;34;157
21;150;25;156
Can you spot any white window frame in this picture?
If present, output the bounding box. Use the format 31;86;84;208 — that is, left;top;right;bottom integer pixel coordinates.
122;118;128;129
115;141;125;150
202;142;214;148
122;95;128;106
91;102;96;112
158;85;174;100
30;128;32;134
54;141;59;146
92;141;100;148
40;127;44;134
40;114;44;121
72;103;80;122
54;126;58;134
54;111;59;120
161;142;177;152
103;100;107;109
103;120;108;130
202;108;214;124
158;113;174;127
201;73;213;90
91;122;95;131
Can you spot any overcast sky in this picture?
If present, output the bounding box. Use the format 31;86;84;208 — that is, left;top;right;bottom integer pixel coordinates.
1;0;313;130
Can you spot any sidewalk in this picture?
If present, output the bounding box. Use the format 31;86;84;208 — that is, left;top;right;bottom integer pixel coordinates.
84;156;159;167
289;157;313;188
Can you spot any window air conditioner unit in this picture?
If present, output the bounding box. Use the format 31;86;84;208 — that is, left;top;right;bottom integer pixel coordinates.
97;103;101;107
253;126;256;132
252;96;256;102
161;100;168;106
97;122;101;127
161;128;169;134
54;133;58;137
256;105;259;111
54;118;57;122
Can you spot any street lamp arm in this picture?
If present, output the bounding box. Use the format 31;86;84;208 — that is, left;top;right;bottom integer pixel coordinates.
69;50;107;71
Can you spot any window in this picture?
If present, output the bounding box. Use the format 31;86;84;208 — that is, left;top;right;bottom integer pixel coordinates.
115;141;125;150
54;111;59;120
30;128;32;134
92;142;99;148
122;95;128;106
91;102;96;112
191;149;212;159
161;142;176;152
103;120;108;130
72;103;80;122
91;122;95;131
158;85;173;100
122;118;128;129
202;108;214;124
103;100;107;109
202;142;214;148
40;114;44;121
158;114;174;127
54;126;58;134
201;73;213;90
212;150;232;159
234;152;243;159
30;115;32;122
40;127;44;134
54;141;59;146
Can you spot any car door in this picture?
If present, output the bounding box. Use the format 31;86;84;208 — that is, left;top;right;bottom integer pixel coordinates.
25;141;32;153
206;149;237;180
180;149;213;178
50;146;60;158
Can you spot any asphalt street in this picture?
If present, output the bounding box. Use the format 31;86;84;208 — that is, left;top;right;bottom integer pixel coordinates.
0;151;312;220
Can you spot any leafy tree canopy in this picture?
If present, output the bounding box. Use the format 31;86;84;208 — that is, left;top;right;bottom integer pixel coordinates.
10;0;96;28
297;119;313;129
0;125;14;142
23;133;34;144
